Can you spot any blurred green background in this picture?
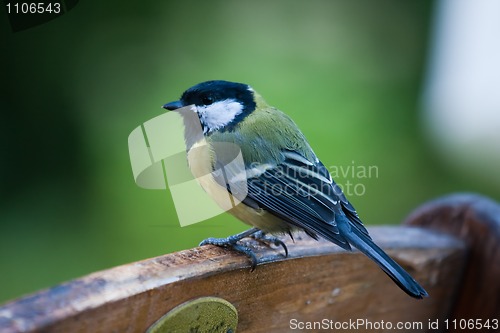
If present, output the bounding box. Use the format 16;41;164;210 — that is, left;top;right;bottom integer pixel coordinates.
1;0;498;304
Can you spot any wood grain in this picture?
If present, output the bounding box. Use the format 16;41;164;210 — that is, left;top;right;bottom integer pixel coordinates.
404;193;500;324
0;226;465;333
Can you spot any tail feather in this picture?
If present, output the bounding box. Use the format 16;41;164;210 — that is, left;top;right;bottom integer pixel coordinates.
337;218;428;299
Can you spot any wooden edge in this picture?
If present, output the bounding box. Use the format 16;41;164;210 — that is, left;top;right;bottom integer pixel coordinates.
0;227;465;333
403;193;500;320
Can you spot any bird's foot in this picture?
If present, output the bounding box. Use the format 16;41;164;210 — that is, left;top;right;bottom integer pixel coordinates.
200;228;261;270
250;230;288;257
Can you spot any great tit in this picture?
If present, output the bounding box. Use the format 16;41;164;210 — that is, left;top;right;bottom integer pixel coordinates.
163;80;428;299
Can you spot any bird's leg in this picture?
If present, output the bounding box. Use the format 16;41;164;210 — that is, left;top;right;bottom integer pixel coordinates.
200;228;261;270
251;230;288;257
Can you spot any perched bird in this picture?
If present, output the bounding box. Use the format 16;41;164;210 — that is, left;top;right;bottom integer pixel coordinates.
163;80;428;299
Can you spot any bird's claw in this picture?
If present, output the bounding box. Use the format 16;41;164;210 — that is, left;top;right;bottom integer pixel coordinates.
200;236;259;270
251;230;289;257
199;228;288;271
199;228;260;270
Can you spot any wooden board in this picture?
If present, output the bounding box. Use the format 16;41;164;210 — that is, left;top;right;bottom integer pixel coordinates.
404;193;500;324
0;227;465;333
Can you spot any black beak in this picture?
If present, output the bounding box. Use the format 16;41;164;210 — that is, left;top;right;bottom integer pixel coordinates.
162;100;184;110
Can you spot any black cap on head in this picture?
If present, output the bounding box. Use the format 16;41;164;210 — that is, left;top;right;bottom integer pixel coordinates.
180;80;256;113
163;80;257;133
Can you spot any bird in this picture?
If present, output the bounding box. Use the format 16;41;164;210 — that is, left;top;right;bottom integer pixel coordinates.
163;80;428;299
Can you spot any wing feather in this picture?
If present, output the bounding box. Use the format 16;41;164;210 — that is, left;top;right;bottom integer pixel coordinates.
239;150;359;249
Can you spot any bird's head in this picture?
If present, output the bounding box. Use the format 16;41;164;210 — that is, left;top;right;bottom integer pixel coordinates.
163;80;258;135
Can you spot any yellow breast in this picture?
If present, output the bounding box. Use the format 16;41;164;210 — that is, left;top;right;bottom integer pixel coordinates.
186;138;293;234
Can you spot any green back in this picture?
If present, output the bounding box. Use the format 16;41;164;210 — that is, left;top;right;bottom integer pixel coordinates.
208;95;317;166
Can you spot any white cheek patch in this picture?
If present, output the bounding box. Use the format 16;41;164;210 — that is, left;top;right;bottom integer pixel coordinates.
196;99;244;133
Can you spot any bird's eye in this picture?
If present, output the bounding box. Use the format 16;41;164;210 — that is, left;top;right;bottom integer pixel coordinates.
202;96;214;105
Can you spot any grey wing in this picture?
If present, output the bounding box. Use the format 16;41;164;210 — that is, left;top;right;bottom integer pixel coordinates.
279;150;370;238
236;150;371;249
